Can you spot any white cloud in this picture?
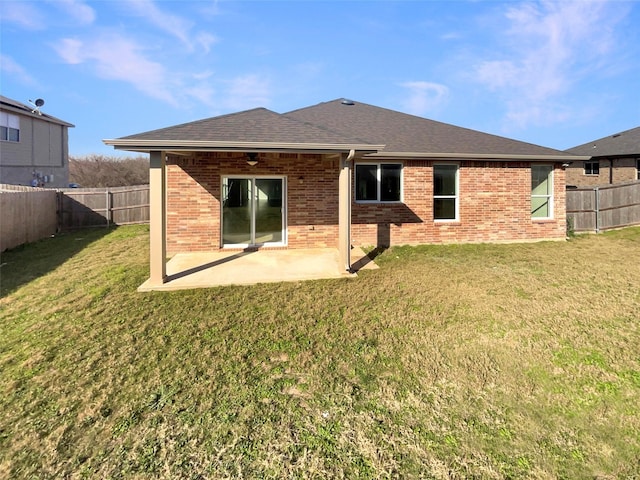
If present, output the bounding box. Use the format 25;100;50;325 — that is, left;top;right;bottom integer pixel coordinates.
52;0;96;25
223;74;271;110
54;34;178;106
122;0;217;53
124;0;192;46
0;1;46;30
0;54;40;87
196;32;219;54
473;0;629;128
399;81;449;116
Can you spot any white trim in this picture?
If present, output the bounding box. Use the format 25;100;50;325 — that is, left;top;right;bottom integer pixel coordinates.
433;163;459;222
366;152;589;161
531;165;554;220
221;175;287;248
103;138;385;153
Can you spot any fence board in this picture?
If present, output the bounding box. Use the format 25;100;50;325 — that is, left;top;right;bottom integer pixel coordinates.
0;185;58;251
567;181;640;232
57;185;149;230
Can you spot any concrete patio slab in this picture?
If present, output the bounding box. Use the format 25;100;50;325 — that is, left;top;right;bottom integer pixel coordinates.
138;247;378;291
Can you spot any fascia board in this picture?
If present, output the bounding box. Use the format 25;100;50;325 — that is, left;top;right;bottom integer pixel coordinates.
365;152;591;161
102;139;385;153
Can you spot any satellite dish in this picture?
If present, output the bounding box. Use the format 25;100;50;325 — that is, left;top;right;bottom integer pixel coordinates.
28;98;45;115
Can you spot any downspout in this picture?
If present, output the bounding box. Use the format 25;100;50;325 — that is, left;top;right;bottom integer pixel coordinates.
609;158;613;184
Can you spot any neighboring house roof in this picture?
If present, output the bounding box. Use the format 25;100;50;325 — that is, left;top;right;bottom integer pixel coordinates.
0;95;74;128
566;126;640;157
105;98;584;160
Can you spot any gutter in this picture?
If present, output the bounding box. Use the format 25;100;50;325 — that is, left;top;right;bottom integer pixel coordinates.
365;152;591;161
103;139;385;153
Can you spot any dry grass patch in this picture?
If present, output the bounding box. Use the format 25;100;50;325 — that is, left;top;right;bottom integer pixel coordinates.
1;225;639;478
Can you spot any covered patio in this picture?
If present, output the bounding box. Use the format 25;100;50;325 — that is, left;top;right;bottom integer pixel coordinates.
137;246;378;291
104;107;384;292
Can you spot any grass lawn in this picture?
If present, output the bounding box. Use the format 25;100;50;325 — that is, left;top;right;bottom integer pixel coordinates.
1;225;639;479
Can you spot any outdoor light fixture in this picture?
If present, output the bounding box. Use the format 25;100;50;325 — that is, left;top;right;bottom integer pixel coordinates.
246;152;258;166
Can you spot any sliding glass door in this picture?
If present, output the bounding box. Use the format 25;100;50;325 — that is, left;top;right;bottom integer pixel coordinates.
222;177;285;247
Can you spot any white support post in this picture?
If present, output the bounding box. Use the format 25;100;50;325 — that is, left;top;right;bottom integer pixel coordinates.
149;151;167;285
338;151;353;272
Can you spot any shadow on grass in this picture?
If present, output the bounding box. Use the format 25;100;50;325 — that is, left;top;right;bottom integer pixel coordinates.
0;226;115;297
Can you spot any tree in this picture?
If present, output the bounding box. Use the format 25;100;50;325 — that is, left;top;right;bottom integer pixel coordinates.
69;155;149;187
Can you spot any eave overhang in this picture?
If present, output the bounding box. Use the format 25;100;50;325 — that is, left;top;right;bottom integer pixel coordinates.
102;139;385;155
364;152;591;161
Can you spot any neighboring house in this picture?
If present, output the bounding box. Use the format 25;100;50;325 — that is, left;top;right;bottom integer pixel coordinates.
565;126;640;187
104;99;586;288
0;95;74;188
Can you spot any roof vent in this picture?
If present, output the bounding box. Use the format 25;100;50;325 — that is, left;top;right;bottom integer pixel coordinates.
341;99;355;106
612;133;621;138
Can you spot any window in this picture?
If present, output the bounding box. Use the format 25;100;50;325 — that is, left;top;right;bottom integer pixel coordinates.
531;165;553;219
584;161;599;175
636;158;640;180
0;112;20;142
355;163;402;202
433;164;458;221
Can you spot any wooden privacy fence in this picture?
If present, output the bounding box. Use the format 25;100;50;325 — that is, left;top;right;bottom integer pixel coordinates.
1;184;149;251
58;185;149;229
566;181;640;233
0;185;58;252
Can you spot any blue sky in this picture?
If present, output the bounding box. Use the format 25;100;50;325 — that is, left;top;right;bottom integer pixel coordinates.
1;0;639;157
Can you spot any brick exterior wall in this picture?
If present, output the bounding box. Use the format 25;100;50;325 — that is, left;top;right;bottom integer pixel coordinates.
566;157;640;187
351;160;566;246
166;152;340;255
165;153;566;255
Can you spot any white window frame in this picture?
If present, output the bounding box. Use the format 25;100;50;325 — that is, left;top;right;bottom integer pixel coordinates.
354;162;403;203
531;164;554;220
433;163;459;222
0;112;20;142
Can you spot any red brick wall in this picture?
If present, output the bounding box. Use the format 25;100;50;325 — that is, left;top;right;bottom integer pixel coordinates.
352;160;566;246
166;154;566;254
166;152;340;255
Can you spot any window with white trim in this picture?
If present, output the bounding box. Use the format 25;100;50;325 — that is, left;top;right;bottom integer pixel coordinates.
433;164;459;221
584;161;599;175
355;163;402;202
0;112;20;142
531;165;553;219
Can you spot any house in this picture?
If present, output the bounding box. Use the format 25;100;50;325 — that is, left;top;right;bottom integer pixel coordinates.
104;99;586;288
0;95;74;188
565;126;640;187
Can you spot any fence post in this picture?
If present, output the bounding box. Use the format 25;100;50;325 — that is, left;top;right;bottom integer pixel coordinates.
56;190;62;233
106;189;111;228
595;187;600;234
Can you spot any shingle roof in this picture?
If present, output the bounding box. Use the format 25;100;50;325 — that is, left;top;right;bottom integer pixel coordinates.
0;95;74;127
285;99;570;157
121;107;370;145
108;98;581;158
566;126;640;157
